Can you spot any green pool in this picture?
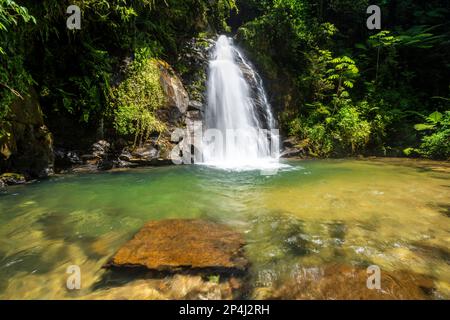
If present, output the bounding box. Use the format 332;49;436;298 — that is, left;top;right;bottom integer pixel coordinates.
0;159;449;299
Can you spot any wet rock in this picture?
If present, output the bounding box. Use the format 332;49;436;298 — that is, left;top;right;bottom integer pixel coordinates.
259;264;436;300
98;159;114;171
115;159;139;168
91;140;110;158
118;141;174;167
71;164;100;174
80;154;100;166
118;150;133;162
132;143;160;160
54;148;82;169
280;147;304;158
0;172;26;185
105;219;248;274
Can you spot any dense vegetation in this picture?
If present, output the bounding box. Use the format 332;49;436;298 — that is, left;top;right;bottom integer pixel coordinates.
0;0;449;167
235;0;449;159
0;0;235;150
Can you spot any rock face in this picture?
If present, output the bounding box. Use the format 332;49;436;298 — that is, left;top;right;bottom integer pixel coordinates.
0;89;54;178
157;60;189;128
105;219;248;274
179;37;213;106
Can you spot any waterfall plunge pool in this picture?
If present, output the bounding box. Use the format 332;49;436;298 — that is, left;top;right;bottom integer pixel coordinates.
0;158;449;299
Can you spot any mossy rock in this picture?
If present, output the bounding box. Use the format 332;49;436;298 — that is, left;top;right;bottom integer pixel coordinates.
0;172;26;185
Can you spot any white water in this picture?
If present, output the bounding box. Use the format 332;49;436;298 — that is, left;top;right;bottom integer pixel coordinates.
200;35;283;171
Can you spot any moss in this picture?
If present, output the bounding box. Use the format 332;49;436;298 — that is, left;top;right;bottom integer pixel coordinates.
110;58;167;146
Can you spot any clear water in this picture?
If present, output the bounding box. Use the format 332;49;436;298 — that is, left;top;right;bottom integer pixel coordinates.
0;159;449;299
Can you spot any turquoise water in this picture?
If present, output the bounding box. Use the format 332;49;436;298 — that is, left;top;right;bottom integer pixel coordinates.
0;159;449;299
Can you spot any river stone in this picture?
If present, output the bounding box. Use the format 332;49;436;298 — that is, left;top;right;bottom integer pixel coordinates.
105;219;248;274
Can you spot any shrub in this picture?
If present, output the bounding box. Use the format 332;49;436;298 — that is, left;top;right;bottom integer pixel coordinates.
110;51;166;146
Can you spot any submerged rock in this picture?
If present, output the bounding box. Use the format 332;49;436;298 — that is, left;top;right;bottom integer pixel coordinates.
88;274;241;300
257;264;436;300
105;219;248;274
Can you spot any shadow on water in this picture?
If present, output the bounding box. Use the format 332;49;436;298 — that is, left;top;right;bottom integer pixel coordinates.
37;212;108;260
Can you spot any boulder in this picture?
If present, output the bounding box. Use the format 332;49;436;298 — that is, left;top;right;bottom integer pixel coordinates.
131;143;160;160
118;141;174;167
91;140;111;158
105;219;248;274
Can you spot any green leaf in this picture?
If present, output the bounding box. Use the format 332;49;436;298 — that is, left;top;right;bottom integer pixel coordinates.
427;111;442;124
414;123;435;131
343;80;353;88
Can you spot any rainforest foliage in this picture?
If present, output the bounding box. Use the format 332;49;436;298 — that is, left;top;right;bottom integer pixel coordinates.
0;0;236;148
0;0;449;159
235;0;449;159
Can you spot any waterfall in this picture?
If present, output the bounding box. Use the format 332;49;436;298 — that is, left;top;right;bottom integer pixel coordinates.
200;35;282;171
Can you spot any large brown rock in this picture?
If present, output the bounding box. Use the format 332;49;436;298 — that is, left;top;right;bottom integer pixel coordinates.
105;219;248;274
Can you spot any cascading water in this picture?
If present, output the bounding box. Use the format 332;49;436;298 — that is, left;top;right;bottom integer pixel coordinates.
200;35;282;171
